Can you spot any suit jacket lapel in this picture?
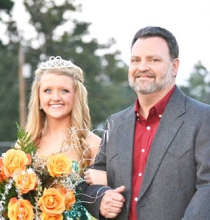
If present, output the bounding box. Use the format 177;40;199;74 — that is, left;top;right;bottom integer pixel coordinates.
117;106;135;197
139;87;186;200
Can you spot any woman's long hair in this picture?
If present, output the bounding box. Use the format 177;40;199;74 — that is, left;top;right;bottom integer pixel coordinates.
25;65;92;169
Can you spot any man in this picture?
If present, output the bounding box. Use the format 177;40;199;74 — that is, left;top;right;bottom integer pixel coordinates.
83;26;210;220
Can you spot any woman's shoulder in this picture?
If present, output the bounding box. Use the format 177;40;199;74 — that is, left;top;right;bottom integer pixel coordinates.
87;131;101;142
86;131;101;145
86;131;101;161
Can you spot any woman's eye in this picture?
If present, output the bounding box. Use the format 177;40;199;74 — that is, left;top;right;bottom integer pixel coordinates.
44;89;51;93
61;89;69;93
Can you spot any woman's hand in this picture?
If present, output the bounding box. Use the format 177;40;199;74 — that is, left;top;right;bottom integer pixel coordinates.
84;169;107;185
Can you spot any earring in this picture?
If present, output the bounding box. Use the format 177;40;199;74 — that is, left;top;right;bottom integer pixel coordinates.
39;105;42;110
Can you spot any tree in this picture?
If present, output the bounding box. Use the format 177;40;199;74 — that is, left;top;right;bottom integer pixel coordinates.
0;0;135;141
179;61;210;104
0;0;14;12
0;0;20;141
22;0;136;129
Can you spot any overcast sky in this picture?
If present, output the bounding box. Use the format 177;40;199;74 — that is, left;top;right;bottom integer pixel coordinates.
11;0;210;86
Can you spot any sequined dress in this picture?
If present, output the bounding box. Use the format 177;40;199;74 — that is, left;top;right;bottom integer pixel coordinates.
63;161;91;220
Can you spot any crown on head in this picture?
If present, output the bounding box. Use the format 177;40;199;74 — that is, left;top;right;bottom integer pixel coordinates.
39;56;78;69
39;56;83;82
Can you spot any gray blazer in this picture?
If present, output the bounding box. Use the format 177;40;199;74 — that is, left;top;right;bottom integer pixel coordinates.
83;87;210;220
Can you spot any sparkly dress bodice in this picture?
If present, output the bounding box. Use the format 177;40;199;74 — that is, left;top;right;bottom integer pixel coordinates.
63;161;91;220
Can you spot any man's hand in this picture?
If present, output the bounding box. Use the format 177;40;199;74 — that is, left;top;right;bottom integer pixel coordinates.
100;186;125;219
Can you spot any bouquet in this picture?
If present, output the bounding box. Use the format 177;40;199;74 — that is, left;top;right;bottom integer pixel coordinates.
0;125;83;220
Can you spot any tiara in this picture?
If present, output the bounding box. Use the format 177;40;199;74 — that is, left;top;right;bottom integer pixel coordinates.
39;56;78;69
39;56;83;82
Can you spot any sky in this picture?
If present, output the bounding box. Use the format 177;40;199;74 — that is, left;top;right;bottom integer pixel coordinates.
10;0;210;85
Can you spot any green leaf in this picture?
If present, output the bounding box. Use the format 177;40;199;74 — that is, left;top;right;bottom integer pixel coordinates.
16;122;37;154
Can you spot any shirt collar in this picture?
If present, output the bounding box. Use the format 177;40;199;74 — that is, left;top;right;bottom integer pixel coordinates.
134;85;176;119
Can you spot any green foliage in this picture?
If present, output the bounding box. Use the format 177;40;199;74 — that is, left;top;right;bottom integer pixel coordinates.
0;182;17;220
16;123;37;154
0;0;14;12
0;0;136;141
0;40;19;141
179;61;210;104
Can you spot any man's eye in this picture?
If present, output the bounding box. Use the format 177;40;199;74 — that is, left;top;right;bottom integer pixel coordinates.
151;59;159;62
131;59;139;63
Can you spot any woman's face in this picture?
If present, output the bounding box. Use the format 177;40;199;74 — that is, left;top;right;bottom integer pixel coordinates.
39;73;75;121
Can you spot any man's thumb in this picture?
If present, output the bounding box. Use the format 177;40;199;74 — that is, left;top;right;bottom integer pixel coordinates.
113;185;125;193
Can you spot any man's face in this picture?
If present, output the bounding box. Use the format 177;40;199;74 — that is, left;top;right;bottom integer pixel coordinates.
128;37;178;94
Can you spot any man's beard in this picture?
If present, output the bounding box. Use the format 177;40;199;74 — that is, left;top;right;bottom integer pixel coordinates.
129;65;174;94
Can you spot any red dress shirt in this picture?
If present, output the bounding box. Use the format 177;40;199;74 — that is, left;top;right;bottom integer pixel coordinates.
129;86;176;220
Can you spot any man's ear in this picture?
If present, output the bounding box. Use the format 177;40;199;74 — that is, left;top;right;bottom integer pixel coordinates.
172;58;179;77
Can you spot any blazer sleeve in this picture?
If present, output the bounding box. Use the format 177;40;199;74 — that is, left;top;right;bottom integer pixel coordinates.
182;108;210;219
82;118;112;219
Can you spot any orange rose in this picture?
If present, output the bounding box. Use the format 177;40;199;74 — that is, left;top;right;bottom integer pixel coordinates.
0;171;7;182
0;172;4;182
13;168;37;194
65;189;76;210
41;212;63;220
38;188;65;215
8;198;33;220
55;185;76;210
56;184;67;194
47;153;72;177
0;160;7;182
2;149;31;177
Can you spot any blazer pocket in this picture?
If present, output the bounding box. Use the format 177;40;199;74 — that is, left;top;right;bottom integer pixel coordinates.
108;152;118;162
160;147;196;195
167;142;194;159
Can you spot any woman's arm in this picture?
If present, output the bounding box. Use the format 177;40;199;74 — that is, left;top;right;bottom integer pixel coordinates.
85;132;107;185
84;169;107;185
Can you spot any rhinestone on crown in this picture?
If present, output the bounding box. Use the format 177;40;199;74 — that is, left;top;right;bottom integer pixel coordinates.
39;56;77;69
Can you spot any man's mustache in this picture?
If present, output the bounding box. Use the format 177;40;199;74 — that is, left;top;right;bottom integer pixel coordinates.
134;72;155;78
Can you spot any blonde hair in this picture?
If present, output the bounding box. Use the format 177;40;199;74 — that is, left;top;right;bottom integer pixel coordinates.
25;64;92;169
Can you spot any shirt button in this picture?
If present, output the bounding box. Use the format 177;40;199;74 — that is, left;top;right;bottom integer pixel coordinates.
141;149;145;153
134;197;138;202
139;173;142;176
146;126;150;130
159;114;162;118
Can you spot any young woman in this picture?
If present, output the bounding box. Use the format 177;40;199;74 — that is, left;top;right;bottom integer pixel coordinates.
25;56;106;219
